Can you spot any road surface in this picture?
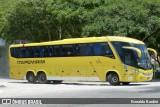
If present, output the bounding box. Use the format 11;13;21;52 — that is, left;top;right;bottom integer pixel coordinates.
0;79;160;107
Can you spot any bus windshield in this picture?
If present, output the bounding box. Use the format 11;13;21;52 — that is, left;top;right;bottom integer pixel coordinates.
134;44;152;70
112;42;152;70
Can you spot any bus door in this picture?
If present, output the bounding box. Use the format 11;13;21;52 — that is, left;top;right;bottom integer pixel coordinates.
123;49;137;82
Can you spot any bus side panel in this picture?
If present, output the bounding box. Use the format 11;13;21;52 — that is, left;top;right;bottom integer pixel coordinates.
71;65;87;81
10;66;20;79
19;65;29;79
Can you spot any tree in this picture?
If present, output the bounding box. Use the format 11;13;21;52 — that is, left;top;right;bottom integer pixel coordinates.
1;0;160;52
1;0;86;42
0;0;23;38
2;0;56;42
81;0;160;51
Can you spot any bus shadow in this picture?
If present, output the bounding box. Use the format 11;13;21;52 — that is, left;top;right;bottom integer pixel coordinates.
8;82;150;86
119;84;150;86
8;82;33;84
8;82;109;86
60;83;109;86
60;83;149;86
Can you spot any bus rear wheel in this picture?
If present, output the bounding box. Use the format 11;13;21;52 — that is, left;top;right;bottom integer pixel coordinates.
27;73;36;83
37;72;48;84
121;82;130;85
108;73;120;86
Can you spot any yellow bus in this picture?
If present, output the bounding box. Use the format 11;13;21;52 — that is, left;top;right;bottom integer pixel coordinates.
9;36;157;85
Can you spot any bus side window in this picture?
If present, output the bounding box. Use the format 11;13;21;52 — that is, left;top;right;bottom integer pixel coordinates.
90;44;94;56
79;44;85;56
48;46;54;57
74;44;80;56
94;43;101;56
43;47;49;57
10;48;20;58
85;44;90;56
61;45;74;57
53;46;60;57
20;48;27;58
34;47;40;58
28;47;34;58
100;43;114;58
85;44;94;56
40;47;44;57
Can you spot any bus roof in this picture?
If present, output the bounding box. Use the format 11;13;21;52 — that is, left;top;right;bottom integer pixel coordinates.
9;36;144;47
107;36;144;44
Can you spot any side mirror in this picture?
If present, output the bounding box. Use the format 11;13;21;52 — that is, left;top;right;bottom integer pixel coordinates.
147;48;157;58
122;46;142;58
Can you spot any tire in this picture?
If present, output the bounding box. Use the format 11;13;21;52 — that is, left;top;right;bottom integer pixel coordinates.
108;73;120;86
122;82;130;85
26;73;36;83
53;80;63;84
37;72;48;84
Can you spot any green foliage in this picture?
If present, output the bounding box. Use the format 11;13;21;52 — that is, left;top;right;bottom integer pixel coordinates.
81;0;160;52
0;0;23;37
1;0;160;52
1;0;85;42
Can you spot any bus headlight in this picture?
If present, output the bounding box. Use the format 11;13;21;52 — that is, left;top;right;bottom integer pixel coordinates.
143;73;152;76
135;70;143;75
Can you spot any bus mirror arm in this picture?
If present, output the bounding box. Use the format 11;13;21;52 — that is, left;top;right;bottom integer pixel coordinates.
122;46;142;58
147;48;157;58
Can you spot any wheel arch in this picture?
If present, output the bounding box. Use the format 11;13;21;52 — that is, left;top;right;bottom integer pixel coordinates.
37;70;47;78
26;71;36;79
106;70;122;82
37;70;48;84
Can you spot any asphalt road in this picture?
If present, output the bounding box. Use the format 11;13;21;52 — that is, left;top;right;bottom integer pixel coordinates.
0;79;160;107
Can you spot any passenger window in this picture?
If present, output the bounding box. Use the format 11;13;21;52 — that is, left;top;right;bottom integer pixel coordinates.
74;44;80;56
61;45;74;56
43;47;49;57
94;43;101;55
39;46;53;57
79;44;86;56
34;47;40;57
48;46;54;57
39;47;43;57
94;42;114;58
28;47;34;58
53;46;61;57
79;44;94;56
20;48;27;58
10;48;20;58
101;43;114;57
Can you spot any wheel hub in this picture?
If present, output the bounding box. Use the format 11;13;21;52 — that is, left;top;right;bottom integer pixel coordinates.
112;77;118;82
40;76;45;81
29;76;33;81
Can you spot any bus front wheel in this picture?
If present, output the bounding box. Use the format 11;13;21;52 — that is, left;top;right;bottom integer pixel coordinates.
108;73;120;86
37;72;48;84
27;73;36;83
